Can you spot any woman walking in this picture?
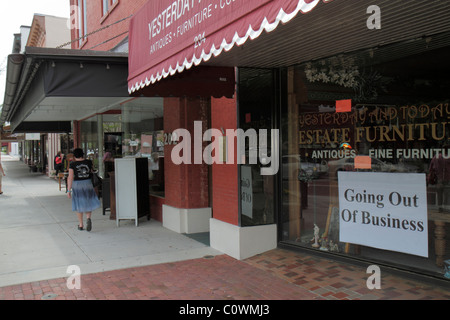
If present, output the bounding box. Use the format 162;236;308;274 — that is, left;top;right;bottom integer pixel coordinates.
67;148;100;231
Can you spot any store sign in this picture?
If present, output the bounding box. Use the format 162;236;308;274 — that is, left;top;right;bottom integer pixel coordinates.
301;103;450;162
25;133;41;141
128;0;332;93
338;172;428;257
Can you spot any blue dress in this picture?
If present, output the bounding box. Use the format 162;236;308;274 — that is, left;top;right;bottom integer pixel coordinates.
70;160;101;213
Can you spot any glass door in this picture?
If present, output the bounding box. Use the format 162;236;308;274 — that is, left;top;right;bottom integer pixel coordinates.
237;68;279;226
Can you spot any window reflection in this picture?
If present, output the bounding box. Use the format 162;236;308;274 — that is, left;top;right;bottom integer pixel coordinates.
238;68;276;226
281;46;450;278
121;99;165;197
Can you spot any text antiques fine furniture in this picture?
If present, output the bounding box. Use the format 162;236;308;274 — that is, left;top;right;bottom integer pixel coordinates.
114;158;150;226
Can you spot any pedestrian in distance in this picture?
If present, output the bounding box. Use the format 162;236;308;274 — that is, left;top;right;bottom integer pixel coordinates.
67;148;100;231
0;161;5;195
54;151;64;177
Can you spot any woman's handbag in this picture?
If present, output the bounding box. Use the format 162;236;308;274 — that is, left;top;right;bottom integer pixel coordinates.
92;171;102;188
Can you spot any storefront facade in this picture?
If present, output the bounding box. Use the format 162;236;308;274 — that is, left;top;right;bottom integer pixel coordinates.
129;0;450;280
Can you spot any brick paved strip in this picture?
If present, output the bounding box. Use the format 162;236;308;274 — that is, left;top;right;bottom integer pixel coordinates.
0;255;316;301
244;249;450;300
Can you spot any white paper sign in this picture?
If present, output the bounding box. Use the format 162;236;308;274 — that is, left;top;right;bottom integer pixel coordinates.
338;172;428;257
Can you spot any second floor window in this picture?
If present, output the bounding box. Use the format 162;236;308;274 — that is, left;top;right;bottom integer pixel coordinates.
77;0;87;47
103;0;118;16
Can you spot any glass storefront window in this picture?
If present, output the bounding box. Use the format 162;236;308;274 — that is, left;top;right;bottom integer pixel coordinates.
79;99;164;197
81;115;101;167
80;114;121;177
102;113;123;178
121;99;165;197
60;134;74;159
281;46;450;279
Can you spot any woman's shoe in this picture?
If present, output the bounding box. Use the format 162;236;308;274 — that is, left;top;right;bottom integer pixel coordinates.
86;218;92;232
78;225;84;231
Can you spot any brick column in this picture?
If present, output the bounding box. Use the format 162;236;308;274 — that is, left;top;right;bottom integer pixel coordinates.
211;96;239;226
162;96;211;233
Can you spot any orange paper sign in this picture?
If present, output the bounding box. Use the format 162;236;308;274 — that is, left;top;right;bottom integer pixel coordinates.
336;99;352;113
354;156;372;169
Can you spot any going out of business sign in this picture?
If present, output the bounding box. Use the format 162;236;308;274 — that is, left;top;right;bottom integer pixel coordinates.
338;172;428;257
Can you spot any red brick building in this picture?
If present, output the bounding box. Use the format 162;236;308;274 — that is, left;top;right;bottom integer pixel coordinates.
69;0;147;51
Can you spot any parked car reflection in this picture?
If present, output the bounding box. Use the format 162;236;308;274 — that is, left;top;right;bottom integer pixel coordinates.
328;156;393;178
394;158;424;173
282;155;328;180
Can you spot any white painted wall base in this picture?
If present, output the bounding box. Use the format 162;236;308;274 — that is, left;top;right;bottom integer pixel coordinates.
162;205;211;234
209;218;277;260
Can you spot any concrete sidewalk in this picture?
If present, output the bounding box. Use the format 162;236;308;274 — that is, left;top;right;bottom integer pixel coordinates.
0;155;220;287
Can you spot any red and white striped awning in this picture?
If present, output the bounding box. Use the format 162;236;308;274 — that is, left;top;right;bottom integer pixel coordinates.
128;0;332;94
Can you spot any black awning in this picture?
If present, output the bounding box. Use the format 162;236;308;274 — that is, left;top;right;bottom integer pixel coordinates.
43;56;128;98
13;121;72;133
1;47;130;133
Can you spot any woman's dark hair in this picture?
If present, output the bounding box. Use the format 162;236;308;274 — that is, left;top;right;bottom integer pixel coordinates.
73;148;84;159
